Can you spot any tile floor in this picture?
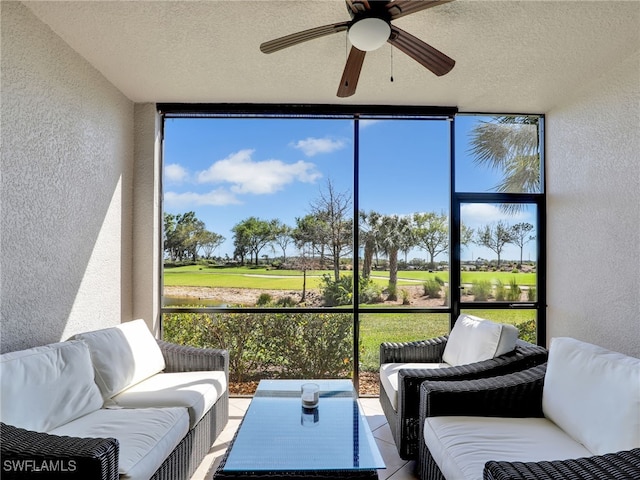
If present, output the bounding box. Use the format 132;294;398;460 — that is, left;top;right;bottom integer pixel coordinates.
190;397;419;480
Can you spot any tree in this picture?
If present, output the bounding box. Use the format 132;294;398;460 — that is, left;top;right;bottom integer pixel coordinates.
474;221;515;267
413;211;449;269
308;180;352;281
163;211;205;262
468;116;540;213
377;214;414;300
510;222;535;267
359;210;383;280
232;217;276;266
271;221;292;264
198;231;225;259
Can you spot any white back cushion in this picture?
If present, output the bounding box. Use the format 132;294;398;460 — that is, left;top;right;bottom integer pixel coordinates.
442;314;519;367
543;337;640;455
0;340;103;432
72;319;165;399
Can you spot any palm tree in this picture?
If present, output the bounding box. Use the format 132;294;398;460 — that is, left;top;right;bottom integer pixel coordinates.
468;116;541;213
359;210;382;280
377;215;414;301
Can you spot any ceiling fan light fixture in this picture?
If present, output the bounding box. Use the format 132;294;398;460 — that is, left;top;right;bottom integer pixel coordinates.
347;17;390;51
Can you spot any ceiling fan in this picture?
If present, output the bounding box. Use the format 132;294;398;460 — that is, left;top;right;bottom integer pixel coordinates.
260;0;455;98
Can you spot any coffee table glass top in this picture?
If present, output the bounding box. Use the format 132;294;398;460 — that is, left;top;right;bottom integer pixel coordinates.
223;379;385;472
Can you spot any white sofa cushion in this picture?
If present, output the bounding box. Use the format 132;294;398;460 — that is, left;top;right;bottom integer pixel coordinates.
112;370;227;428
49;407;189;480
442;314;519;367
542;337;640;455
0;340;103;432
72;319;166;399
379;362;449;411
424;416;592;480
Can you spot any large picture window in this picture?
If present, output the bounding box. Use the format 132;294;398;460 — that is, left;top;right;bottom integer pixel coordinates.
159;106;545;396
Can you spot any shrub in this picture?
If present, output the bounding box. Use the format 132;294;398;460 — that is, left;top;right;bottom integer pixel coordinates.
507;277;521;301
527;286;537;301
359;278;383;304
471;280;492;301
494;280;506;301
163;311;353;382
423;279;442;298
515;318;536;344
400;289;411;305
320;274;353;306
275;296;296;307
256;293;273;306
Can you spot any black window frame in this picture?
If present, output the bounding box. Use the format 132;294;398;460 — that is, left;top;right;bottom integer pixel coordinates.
157;104;546;394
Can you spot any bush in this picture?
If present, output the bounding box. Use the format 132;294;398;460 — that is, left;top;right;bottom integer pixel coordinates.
320;274;353;306
423;279;442;298
471;280;492;301
494;280;506;301
163;311;353;382
400;289;411;305
359;278;383;304
527;286;537;301
507;277;521;301
275;296;296;307
515;318;536;344
256;293;273;306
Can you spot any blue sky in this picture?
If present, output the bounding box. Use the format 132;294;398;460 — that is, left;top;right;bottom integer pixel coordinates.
162;116;538;263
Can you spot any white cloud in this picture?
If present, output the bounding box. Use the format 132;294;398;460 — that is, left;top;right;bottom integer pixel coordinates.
359;119;383;129
197;149;322;194
164;189;241;208
164;163;189;183
290;137;347;157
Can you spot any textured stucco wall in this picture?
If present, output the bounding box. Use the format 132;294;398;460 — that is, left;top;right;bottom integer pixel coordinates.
546;51;640;357
1;2;134;352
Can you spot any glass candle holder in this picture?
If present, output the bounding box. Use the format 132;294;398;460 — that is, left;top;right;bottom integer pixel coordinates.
301;383;319;408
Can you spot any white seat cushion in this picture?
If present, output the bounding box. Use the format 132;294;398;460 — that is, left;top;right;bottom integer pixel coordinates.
49;407;189;480
71;319;166;399
543;337;640;455
112;371;227;428
380;362;449;411
424;416;592;480
442;314;519;367
0;340;103;432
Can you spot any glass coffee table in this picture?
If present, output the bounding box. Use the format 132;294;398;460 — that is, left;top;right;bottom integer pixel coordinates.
214;379;385;479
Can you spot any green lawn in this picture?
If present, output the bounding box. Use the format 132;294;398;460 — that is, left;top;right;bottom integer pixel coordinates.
163;265;536;290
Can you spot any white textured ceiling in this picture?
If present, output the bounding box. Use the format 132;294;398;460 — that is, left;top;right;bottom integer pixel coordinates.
23;0;640;113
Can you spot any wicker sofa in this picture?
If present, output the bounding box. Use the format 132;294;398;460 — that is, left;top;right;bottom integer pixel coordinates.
1;320;229;480
418;337;640;480
379;314;548;459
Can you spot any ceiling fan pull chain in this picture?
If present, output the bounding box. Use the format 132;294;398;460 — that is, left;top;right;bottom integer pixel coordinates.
390;45;394;83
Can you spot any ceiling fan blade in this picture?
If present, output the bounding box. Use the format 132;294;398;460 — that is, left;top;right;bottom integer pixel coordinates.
260;22;350;54
337;47;366;97
388;26;455;76
386;0;454;20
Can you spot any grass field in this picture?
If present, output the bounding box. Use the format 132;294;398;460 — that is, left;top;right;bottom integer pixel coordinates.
164;265;537;289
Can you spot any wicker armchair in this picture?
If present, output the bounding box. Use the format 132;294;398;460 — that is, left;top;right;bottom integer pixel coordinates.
0;340;229;480
417;364;640;480
379;336;547;459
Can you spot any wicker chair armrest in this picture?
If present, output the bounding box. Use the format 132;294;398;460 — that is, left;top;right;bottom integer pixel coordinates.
0;422;119;480
380;336;448;364
419;363;547;419
157;339;229;376
483;448;640;480
397;341;547;421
